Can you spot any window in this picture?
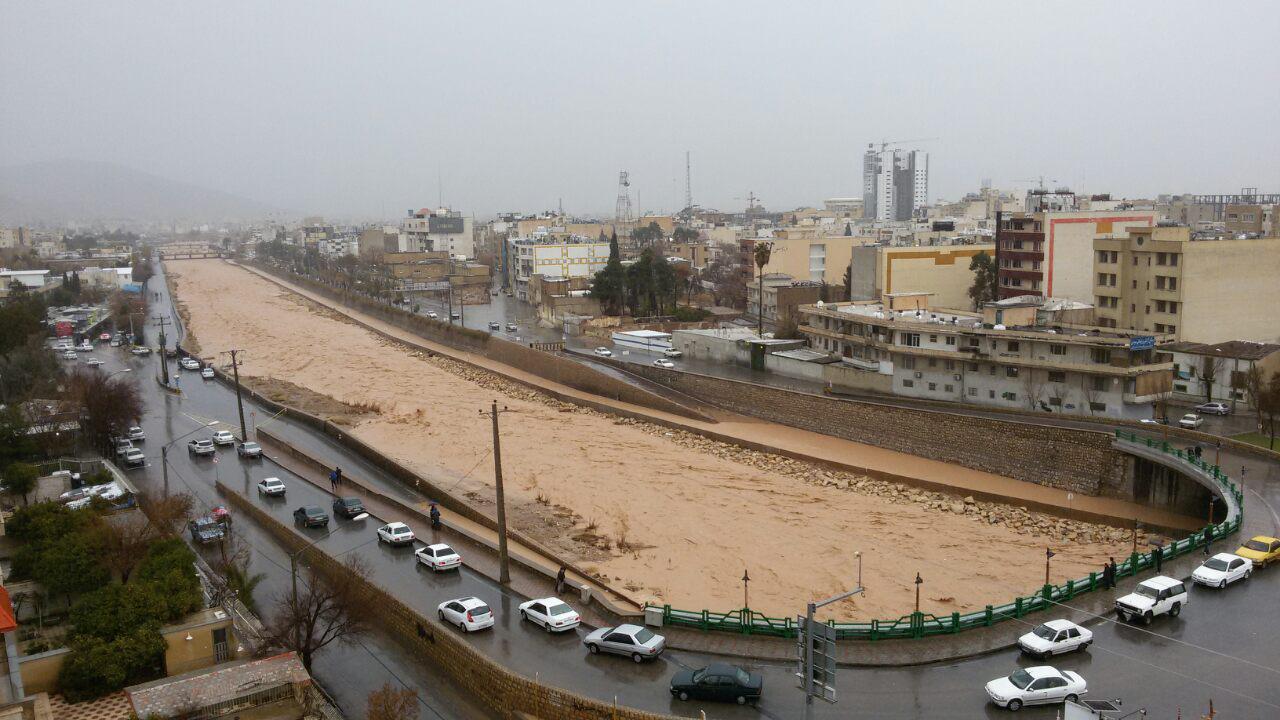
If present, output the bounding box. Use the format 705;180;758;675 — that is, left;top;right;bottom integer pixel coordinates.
900;356;916;370
1091;348;1112;364
988;390;996;399
968;362;979;371
1002;391;1018;401
1169;301;1178;314
1168;277;1178;290
928;382;937;391
1049;396;1063;406
1097;250;1108;264
989;365;997;376
1048;371;1066;383
928;358;937;368
1156;300;1166;312
1170;254;1179;267
1156;252;1166;266
945;336;956;346
1049;344;1066;356
1092;376;1108;391
1090;401;1106;412
1006;367;1019;378
1007;341;1020;352
1097;272;1108;286
969;387;978;396
944;384;954;393
945;359;956;370
901;333;921;347
929;334;937;343
902;379;914;388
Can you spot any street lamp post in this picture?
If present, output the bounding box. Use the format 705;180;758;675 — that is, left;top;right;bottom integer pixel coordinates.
742;569;750;610
914;572;923;613
1044;547;1055;587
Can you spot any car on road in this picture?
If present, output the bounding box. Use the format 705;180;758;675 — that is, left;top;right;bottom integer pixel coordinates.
1115;575;1187;624
488;321;500;330
505;323;517;332
126;426;146;441
426;311;439;319
211;430;236;446
669;663;762;705
201;367;215;379
593;347;612;357
437;597;494;633
189;515;226;544
123;448;146;467
1178;413;1203;429
377;522;415;546
518;597;580;633
130;346;151;356
180;357;201;370
662;348;682;358
237;441;262;458
332;496;367;519
1017;619;1092;659
652;359;675;369
985;666;1086;711
1234;535;1280;567
78;340;92;351
115;438;134;457
1192;552;1253;588
187;439;216;456
1195;401;1232;415
83;357;104;367
109;338;121;347
256;477;287;496
1139;416;1168;425
583;623;665;662
415;543;462;572
293;506;330;528
61;350;78;360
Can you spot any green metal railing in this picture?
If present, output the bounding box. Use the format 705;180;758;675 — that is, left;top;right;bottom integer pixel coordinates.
648;430;1245;640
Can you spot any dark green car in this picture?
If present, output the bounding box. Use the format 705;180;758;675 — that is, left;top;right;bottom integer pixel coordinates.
293;506;329;528
669;663;762;705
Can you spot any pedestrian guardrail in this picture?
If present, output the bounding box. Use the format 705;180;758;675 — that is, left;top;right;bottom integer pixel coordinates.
648;429;1245;640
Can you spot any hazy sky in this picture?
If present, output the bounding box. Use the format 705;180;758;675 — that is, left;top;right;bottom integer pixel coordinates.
3;1;1278;219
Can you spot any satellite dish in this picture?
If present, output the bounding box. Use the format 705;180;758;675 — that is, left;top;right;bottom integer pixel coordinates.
816;300;825;307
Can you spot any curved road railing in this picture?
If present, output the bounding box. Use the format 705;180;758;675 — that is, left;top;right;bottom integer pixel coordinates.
649;430;1244;640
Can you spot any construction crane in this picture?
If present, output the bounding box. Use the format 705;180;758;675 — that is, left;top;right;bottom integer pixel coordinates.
873;136;939;153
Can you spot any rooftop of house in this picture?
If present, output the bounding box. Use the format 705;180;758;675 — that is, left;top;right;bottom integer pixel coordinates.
1162;340;1280;361
125;653;309;720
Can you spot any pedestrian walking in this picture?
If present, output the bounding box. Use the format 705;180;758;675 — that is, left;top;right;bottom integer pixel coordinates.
429;503;441;529
1102;557;1116;590
556;566;567;595
334;466;343;487
329;468;338;492
1203;525;1214;556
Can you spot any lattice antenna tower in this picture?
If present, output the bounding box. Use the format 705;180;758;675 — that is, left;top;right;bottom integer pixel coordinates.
684;151;693;211
615;171;633;225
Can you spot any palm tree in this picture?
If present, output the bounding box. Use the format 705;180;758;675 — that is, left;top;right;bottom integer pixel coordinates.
753;241;773;336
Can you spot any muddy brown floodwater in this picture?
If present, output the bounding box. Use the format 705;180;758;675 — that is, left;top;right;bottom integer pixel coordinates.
169;259;1136;620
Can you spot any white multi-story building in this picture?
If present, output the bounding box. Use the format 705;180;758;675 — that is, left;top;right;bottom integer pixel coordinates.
862;146;929;222
401;208;475;258
505;234;610;301
317;235;359;259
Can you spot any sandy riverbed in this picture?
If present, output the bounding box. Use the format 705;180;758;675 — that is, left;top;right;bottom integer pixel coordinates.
168;259;1135;619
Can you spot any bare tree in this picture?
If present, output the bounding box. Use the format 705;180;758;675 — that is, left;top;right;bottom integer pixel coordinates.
140;492;195;537
1244;365;1267;432
94;512;157;583
1022;370;1046;410
1080;377;1103;416
1262;373;1280;451
269;555;373;670
1047;383;1070;413
1199;354;1225;403
66;369;143;454
366;683;419;720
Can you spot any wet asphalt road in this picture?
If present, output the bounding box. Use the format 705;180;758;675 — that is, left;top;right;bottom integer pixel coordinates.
98;262;1280;719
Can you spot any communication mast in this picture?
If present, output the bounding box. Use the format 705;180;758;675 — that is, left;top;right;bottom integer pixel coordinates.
615;171;633;225
684;151;693;212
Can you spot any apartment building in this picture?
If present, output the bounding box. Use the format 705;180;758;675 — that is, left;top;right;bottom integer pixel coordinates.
747;273;823;323
1092;225;1280;344
863;147;929;222
402;208;475;258
505;234;610;301
849;242;995;308
995;208;1156;301
757;229;868;285
1164;340;1280;409
798;293;1172;419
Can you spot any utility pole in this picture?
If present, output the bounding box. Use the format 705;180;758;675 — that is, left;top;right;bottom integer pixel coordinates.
153;315;172;385
1044;548;1055;586
161;446;168;496
223;349;248;441
480;400;512;584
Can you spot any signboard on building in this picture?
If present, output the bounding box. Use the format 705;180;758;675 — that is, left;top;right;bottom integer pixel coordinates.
1129;336;1155;351
429;216;465;234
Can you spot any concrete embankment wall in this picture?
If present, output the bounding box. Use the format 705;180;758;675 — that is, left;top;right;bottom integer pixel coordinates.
603;360;1129;498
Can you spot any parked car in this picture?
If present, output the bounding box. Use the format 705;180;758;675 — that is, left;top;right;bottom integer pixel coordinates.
377;522;415;546
1192;552;1253;588
109;338;122;347
256;477;287;496
211;430;236;446
593;347;613;357
1178;413;1203;429
1115;575;1188;624
670;663;762;705
83;357;104;367
415;543;462;572
123;448;146;467
652;359;675;369
126;426;146;441
61;350;78;360
1017;619;1092;659
437;597;494;633
293;506;330;528
985;666;1086;711
505;323;518;332
237;441;263;458
662;348;683;358
332;496;367;519
201;367;215;379
488;321;500;330
78;341;92;351
187;439;216;456
1139;416;1168;425
1194;401;1231;415
115;438;134;457
1234;535;1280;567
450;312;461;320
426;311;439;319
130;346;152;356
180;357;201;370
583;624;665;662
517;597;580;633
189;516;226;544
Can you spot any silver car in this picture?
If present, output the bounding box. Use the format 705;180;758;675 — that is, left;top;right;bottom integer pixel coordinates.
583;623;665;663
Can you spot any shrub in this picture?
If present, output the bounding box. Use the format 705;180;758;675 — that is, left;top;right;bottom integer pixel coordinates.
70;583;168;640
135;538;203;619
2;462;39;505
58;627;165;702
671;305;711;322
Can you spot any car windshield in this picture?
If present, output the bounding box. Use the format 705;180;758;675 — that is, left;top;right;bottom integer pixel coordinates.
1008;669;1034;690
1245;540;1270;552
734;668;751;685
1032;624;1056;640
340;498;360;507
1134;584;1161;599
305;507;322;515
547;602;572;616
1204;558;1230;571
634;628;655;644
243;443;259;449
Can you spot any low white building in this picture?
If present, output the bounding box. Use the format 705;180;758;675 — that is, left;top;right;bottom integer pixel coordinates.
0;269;50;289
317;235;359;258
1165;340;1280;410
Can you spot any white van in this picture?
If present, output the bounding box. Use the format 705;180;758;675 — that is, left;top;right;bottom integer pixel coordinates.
1115;575;1187;625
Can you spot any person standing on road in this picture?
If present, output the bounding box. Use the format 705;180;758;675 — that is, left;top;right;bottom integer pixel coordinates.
334;466;343;487
329;468;338;492
1203;525;1214;556
1102;558;1116;589
556;566;567;595
429;503;441;529
1152;543;1163;573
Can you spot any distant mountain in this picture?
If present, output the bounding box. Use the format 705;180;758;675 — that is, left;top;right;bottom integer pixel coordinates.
0;160;281;225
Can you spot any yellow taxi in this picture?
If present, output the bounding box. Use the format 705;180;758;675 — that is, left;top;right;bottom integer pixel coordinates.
1235;536;1280;567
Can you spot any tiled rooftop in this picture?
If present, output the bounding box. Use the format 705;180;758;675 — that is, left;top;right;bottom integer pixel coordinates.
126;653;309;719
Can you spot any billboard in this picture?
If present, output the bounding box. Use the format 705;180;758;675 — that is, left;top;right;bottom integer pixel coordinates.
1128;336;1155;351
429;216;465;234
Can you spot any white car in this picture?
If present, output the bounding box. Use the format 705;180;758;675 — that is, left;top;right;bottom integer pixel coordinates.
237;441;263;458
985;666;1086;711
66;482;126;510
518;597;580;633
130;346;152;356
1178;413;1203;429
126;426;146;441
61;350;78;360
437;596;494;633
78;341;92;351
652;359;675;369
415;543;461;572
1195;401;1231;416
377;522;415;546
211;430;236;446
583;624;666;662
201;367;215;379
1192;552;1252;588
180;357;201;370
83;357;104;367
123;448;146;467
256;477;287;497
426;311;439;319
662;348;683;358
115;438;134;457
593;347;613;357
1115;575;1188;624
188;439;216;456
1017;619;1092;659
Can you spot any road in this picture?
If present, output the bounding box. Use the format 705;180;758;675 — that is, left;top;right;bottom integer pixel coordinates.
108;262;1280;719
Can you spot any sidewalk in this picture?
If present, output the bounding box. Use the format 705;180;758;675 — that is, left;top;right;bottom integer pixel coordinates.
239;262;1194;531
